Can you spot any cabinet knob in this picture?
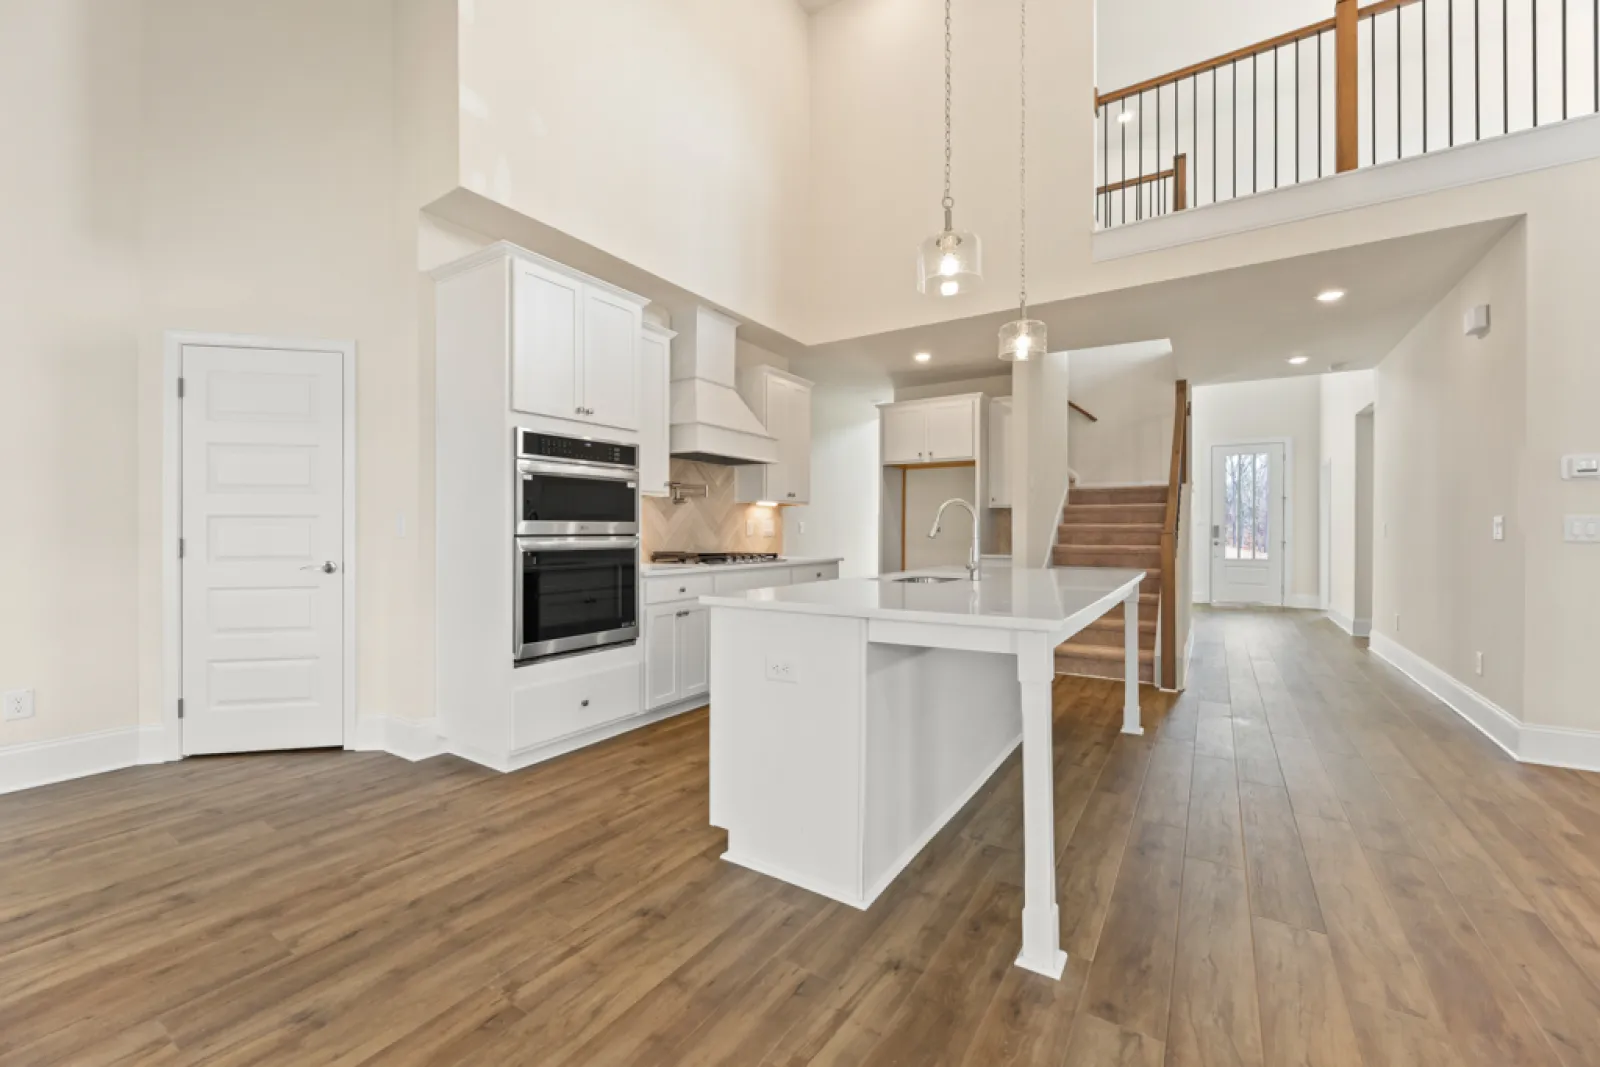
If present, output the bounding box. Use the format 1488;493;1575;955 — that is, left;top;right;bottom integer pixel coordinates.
580;698;590;707
678;586;687;593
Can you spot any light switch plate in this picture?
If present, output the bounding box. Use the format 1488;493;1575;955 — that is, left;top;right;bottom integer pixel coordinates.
1562;454;1600;480
765;657;799;684
1492;515;1504;541
1565;515;1600;543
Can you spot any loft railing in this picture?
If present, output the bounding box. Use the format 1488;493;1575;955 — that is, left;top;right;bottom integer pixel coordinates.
1094;0;1600;227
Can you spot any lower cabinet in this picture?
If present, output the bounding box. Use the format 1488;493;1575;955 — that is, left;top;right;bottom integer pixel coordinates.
644;601;710;709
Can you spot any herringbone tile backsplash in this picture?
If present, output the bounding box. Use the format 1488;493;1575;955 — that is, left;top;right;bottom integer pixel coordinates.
641;458;785;558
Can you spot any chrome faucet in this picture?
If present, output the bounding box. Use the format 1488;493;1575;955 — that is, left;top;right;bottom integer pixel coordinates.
928;498;982;581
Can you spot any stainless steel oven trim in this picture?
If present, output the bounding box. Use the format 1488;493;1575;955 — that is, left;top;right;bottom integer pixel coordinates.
514;536;641;660
516;458;638;482
518;520;638;537
514;459;640;537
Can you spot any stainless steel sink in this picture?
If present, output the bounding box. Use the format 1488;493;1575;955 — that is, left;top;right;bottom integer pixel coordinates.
889;575;962;584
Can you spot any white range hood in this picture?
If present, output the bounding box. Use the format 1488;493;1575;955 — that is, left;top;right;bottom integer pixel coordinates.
668;306;779;465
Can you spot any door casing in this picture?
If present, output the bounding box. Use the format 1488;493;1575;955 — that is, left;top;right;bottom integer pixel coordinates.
161;331;358;762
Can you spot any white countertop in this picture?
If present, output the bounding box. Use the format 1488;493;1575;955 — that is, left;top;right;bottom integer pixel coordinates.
643;556;843;576
700;562;1146;634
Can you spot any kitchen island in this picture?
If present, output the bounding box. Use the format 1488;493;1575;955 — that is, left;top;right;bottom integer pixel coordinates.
704;562;1146;981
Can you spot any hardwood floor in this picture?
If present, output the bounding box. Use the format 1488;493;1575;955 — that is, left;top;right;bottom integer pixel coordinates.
5;609;1600;1065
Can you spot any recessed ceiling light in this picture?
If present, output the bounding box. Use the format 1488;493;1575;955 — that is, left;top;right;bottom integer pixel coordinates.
1117;111;1136;124
913;351;932;363
1287;355;1309;365
1316;289;1346;303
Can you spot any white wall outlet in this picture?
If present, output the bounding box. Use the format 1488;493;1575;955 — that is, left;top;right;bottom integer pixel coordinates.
798;520;806;534
1394;613;1401;632
1475;651;1485;676
746;518;755;536
1565;515;1600;543
1463;303;1491;338
1492;515;1504;541
1562;454;1600;480
764;657;799;684
3;689;35;722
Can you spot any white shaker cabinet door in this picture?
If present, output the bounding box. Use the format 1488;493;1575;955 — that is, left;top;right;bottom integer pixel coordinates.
882;404;926;464
580;289;640;431
676;605;711;701
511;261;583;420
924;398;976;461
644;603;681;709
782;378;812;503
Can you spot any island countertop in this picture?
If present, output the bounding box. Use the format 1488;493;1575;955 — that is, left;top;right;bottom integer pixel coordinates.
699;563;1146;634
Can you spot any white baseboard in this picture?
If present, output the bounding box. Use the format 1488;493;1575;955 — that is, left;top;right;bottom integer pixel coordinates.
1286;593;1323;610
1352;618;1372;637
500;699;705;773
1327;609;1355;635
350;716;446;762
1369;633;1599;771
0;727;140;795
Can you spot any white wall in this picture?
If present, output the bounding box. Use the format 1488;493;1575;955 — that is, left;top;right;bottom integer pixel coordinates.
0;0;144;748
895;373;1012;401
1011;350;1075;568
782;361;894;577
1191;376;1323;605
1096;0;1327;92
1068;342;1177;485
1372;223;1527;719
1320;369;1378;626
457;0;813;340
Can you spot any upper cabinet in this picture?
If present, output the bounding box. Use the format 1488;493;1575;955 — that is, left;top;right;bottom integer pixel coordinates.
878;394;982;465
510;256;646;431
638;322;675;497
734;366;813;504
988;397;1013;507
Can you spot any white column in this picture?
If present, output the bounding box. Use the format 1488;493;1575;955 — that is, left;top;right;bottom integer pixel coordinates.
1123;583;1144;736
1014;631;1068;979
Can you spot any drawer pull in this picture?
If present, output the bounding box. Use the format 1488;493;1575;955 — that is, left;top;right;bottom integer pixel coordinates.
678;586;686;593
580;699;590;707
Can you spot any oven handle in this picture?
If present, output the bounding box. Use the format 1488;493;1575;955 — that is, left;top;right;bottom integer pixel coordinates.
517;458;638;483
517;535;641;552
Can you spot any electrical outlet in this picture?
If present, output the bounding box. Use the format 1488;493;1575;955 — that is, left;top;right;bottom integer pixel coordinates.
1565;515;1600;543
1475;651;1484;676
765;657;799;684
798;520;806;534
746;518;755;536
1492;515;1504;541
3;689;35;722
1394;613;1401;633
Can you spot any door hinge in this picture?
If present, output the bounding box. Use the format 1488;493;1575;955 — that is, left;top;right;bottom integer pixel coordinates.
177;377;186;398
177;698;184;719
178;538;186;559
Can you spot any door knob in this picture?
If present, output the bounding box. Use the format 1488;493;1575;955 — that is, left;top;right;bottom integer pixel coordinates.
301;561;338;574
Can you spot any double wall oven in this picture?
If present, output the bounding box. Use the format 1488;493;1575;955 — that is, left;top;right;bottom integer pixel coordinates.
515;431;640;663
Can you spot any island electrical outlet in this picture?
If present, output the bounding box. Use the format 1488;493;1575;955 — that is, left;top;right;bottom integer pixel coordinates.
765;657;799;684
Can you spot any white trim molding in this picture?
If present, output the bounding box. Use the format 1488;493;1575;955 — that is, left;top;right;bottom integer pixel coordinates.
1325;609;1371;636
1369;633;1600;772
351;717;448;762
1;727;162;795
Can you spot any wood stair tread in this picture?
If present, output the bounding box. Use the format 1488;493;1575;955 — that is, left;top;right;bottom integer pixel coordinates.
1055;644;1155;662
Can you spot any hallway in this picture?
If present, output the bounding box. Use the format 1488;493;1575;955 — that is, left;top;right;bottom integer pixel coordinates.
2;609;1598;1065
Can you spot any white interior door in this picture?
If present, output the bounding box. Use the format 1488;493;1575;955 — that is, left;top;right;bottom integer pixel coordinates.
181;344;346;754
1210;443;1286;606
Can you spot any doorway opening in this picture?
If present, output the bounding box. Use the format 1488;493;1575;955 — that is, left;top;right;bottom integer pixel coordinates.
1209;441;1289;606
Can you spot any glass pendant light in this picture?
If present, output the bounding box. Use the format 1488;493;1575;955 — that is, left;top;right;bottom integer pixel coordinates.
917;0;982;297
999;0;1045;361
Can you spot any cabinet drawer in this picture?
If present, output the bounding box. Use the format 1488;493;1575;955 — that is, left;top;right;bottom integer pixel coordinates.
791;562;839;584
645;573;715;604
512;662;641;751
712;568;791;595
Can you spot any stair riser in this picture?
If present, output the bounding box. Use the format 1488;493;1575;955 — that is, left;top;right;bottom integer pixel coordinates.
1056;524;1163;546
1071;486;1169;506
1054;547;1162;569
1066;627;1158;650
1099;598;1159;621
1061;505;1166;525
1056;656;1156;684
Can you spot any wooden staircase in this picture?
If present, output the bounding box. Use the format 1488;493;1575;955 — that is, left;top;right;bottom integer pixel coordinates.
1052;485;1166;683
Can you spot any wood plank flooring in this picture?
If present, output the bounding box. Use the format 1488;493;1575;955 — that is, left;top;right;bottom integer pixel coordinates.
4;608;1600;1065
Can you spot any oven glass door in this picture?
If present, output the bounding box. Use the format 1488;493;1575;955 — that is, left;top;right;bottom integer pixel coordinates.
518;461;638;536
516;538;639;661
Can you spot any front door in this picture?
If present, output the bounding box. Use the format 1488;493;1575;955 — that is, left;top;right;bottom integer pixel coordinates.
1210;443;1286;606
180;343;347;754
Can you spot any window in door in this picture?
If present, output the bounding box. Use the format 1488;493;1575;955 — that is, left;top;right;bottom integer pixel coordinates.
1222;451;1271;560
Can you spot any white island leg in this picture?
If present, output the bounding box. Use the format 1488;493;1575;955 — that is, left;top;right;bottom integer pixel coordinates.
1123;585;1144;735
1014;632;1068;979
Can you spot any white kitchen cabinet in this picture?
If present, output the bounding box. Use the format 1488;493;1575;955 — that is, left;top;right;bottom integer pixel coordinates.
735;366;813;505
638;323;674;496
988;397;1013;507
878;394;983;465
510;255;646;431
644;602;683;706
790;562;840;584
676;606;711;699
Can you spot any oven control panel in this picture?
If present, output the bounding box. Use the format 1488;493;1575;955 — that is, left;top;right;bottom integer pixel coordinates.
519;431;637;469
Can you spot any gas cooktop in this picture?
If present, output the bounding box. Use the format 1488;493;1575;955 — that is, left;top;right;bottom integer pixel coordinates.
651;552;782;566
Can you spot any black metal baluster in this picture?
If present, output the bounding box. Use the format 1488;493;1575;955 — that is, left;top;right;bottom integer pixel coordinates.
1424;0;1429;152
1449;0;1456;145
1397;10;1403;158
1372;14;1378;162
1505;0;1511;132
1274;45;1281;188
1140;90;1146;217
1253;52;1259;193
1233;62;1239;198
1319;30;1325;176
1214;67;1220;202
1295;38;1301;184
1192;74;1199;205
1157;82;1162;201
1476;0;1482;138
1562;0;1568;120
1121;99;1128;225
1594;0;1598;116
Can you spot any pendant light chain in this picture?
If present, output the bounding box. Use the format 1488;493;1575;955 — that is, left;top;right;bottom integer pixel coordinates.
943;0;954;226
1019;0;1028;317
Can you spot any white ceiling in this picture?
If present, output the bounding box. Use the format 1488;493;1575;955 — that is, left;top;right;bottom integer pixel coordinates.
802;219;1517;387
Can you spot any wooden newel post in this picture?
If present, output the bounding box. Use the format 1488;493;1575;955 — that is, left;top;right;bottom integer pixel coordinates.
1335;0;1359;171
1173;153;1188;210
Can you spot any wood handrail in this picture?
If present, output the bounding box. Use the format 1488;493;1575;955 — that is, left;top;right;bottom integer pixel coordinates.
1069;400;1098;422
1095;0;1423;108
1095;168;1175;197
1158;380;1190;691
